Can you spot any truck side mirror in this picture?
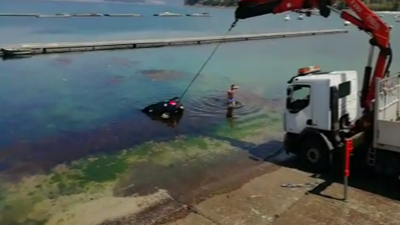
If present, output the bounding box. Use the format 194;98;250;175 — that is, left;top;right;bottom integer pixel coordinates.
286;96;292;109
286;86;292;96
286;86;293;109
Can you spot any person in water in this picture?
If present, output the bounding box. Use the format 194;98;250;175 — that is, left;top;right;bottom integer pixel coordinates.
227;84;239;106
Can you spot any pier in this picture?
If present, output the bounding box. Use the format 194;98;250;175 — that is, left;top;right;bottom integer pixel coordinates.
0;13;180;17
0;13;143;18
0;12;205;17
0;29;348;57
0;13;37;17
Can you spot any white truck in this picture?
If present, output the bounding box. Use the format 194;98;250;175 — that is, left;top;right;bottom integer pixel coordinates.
232;0;395;176
283;66;400;176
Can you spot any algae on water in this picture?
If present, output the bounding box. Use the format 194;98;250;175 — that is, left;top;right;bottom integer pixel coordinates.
0;135;243;225
0;105;284;225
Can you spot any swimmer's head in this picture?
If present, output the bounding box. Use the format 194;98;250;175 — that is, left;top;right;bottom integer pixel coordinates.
231;84;239;89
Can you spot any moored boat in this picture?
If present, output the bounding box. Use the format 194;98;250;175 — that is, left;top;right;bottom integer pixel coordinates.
186;12;211;17
1;48;33;56
154;12;182;17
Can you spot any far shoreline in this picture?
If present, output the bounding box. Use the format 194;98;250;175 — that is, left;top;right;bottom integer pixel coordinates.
185;3;235;9
185;4;400;14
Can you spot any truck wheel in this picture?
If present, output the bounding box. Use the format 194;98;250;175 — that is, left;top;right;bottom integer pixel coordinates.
299;138;331;173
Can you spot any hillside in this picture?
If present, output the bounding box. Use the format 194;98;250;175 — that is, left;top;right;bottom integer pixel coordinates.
104;0;182;4
184;0;235;6
184;0;400;11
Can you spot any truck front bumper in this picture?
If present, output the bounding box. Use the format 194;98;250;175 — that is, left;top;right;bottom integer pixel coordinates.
284;132;299;155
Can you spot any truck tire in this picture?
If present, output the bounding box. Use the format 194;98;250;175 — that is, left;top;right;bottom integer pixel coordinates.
299;137;331;173
318;0;331;18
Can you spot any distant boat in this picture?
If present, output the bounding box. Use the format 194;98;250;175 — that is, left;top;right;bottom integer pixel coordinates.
383;21;393;30
186;12;211;17
103;13;142;17
36;13;71;18
344;21;350;26
284;15;290;21
2;54;32;61
297;14;304;20
55;13;71;17
72;13;103;17
154;12;182;17
0;13;37;17
1;48;33;57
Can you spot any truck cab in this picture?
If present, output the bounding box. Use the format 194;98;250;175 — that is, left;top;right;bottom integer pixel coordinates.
283;66;358;171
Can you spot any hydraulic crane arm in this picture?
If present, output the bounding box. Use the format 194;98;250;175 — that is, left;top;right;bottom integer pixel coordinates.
332;3;391;109
235;0;392;110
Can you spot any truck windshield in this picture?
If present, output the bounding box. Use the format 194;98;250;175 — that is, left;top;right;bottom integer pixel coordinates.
287;84;311;113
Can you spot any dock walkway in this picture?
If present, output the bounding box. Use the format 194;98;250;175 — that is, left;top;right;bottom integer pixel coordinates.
0;29;348;57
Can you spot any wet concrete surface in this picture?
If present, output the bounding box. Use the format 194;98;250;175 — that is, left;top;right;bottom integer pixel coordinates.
165;167;400;225
100;146;284;225
165;213;210;225
167;167;316;225
273;181;400;225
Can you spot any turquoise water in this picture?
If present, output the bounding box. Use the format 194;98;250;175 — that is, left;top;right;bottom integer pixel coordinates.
0;0;399;170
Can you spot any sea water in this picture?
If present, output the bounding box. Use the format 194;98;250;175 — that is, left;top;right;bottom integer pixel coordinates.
0;1;399;224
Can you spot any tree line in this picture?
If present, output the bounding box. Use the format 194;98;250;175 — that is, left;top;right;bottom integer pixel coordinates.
185;0;400;11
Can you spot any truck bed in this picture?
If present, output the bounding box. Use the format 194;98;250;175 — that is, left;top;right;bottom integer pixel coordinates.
376;120;400;152
374;73;400;152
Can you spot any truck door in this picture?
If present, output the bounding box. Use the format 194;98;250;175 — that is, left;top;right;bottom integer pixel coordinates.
285;84;312;134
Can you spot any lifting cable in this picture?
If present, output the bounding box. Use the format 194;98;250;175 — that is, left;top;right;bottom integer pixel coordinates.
177;20;238;104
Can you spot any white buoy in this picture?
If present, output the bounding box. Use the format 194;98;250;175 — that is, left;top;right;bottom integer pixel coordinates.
297;14;304;20
284;15;290;21
344;21;350;26
384;21;393;30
